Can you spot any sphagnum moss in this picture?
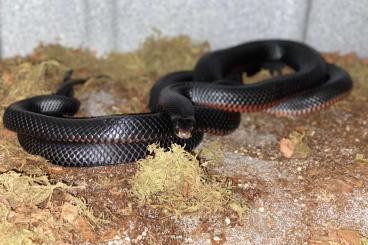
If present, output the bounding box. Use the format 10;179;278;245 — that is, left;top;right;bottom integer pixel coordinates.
131;144;247;217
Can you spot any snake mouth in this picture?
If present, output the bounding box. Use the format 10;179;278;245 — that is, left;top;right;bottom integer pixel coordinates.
175;128;192;139
173;118;195;139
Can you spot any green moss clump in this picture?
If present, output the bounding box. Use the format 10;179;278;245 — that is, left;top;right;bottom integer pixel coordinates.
131;144;246;217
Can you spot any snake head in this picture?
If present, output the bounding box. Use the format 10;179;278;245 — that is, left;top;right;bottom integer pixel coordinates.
172;117;195;139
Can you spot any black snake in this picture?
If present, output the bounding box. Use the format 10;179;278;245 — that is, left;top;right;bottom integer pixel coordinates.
2;40;353;166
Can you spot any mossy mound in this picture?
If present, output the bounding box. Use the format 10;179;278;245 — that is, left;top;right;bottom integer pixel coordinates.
131;144;246;217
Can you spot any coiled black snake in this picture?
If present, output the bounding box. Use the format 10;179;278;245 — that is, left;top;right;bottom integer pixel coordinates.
2;40;353;166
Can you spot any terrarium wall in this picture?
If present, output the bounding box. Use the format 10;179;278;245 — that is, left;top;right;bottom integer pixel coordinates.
1;0;367;57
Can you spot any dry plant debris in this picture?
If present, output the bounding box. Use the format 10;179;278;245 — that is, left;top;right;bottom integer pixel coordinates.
0;61;66;110
0;171;107;244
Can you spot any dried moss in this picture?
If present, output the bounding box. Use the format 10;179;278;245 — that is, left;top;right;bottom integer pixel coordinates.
289;130;310;159
0;203;54;245
0;171;107;243
67;195;109;226
197;140;225;167
355;154;368;163
0;60;67;117
0;171;70;207
362;236;368;245
0;171;63;243
131;144;246;217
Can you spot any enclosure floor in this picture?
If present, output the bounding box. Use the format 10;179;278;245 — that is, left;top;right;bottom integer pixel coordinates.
0;38;367;244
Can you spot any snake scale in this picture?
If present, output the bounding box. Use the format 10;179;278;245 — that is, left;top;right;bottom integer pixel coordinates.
2;40;353;166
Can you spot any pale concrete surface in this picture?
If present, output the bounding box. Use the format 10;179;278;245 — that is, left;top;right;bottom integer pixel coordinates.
305;0;368;56
0;0;366;57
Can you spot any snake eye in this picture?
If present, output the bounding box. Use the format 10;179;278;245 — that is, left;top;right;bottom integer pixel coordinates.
173;118;195;139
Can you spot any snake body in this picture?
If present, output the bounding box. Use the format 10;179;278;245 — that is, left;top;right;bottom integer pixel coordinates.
2;40;352;166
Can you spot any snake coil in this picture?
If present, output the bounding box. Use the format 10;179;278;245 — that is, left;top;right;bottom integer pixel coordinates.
3;40;352;166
